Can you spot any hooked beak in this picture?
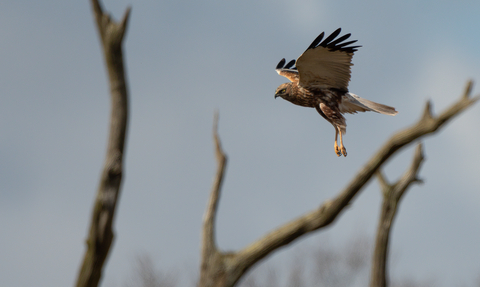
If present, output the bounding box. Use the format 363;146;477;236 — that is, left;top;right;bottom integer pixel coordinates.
274;93;279;99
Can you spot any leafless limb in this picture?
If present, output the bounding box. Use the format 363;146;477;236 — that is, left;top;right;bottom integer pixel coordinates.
370;143;425;287
76;1;131;287
199;112;228;286
199;81;479;287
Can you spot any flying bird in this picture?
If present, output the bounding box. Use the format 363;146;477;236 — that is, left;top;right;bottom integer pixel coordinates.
275;28;397;157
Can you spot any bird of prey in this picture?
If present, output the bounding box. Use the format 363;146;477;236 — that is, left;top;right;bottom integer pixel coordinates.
275;28;397;157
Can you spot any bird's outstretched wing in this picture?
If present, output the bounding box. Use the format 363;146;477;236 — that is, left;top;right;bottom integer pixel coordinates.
295;28;361;91
275;58;299;83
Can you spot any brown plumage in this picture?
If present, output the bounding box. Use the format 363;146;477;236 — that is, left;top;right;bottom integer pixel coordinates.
275;28;397;157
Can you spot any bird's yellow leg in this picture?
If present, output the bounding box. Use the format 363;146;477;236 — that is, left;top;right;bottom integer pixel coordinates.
334;129;341;157
339;129;347;157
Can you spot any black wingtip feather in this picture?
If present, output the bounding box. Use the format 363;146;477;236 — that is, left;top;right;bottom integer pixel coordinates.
307;32;324;50
320;28;342;46
285;59;296;69
276;58;297;70
276;58;286;69
306;28;360;53
336;40;358;47
327;33;351;47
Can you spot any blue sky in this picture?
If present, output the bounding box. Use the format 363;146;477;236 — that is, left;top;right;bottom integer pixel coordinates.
1;1;479;286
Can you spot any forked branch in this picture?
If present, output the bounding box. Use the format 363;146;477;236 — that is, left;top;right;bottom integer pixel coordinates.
370;143;426;287
199;81;479;287
75;1;131;287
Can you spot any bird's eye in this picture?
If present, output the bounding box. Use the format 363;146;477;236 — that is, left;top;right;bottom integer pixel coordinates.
280;88;286;93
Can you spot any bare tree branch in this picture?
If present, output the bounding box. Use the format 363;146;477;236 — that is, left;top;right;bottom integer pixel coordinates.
75;1;131;287
199;81;479;287
370;143;426;287
199;112;229;287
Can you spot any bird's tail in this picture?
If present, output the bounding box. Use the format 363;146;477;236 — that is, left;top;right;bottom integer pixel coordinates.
349;93;398;116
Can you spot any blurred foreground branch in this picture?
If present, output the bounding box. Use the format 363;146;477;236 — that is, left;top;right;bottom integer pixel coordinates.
76;1;131;287
199;81;479;287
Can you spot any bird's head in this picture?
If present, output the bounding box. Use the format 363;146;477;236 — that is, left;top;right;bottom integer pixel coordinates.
274;83;293;101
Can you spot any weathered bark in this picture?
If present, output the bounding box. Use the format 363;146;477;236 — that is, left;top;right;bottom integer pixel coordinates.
199;81;479;287
75;1;131;287
370;143;425;287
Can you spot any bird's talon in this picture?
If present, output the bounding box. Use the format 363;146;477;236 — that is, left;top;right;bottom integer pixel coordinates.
341;147;347;157
334;146;341;156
